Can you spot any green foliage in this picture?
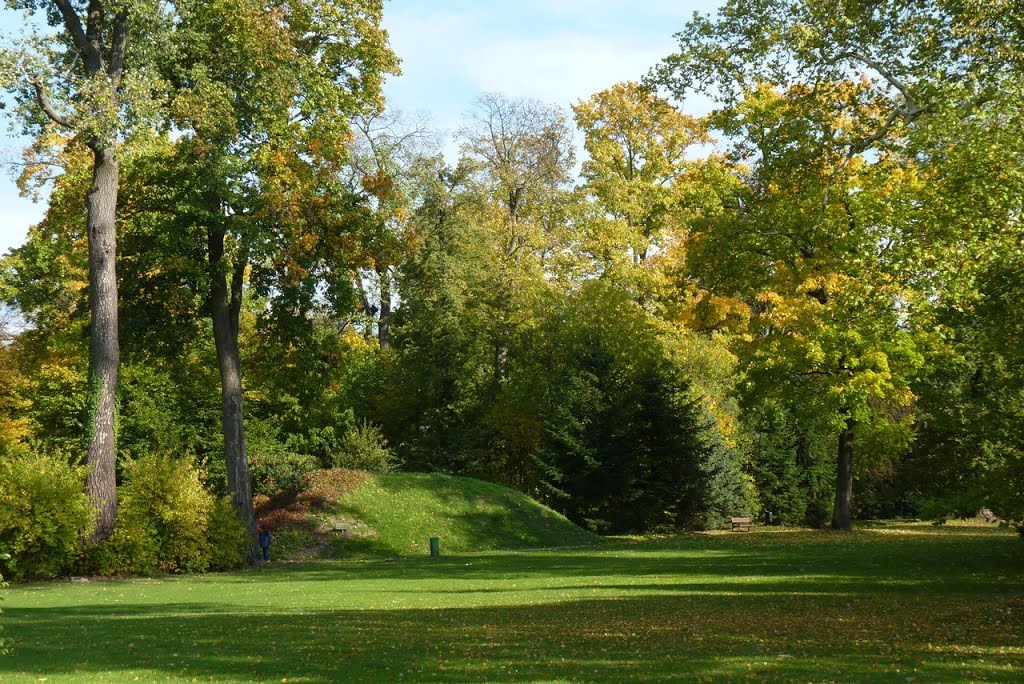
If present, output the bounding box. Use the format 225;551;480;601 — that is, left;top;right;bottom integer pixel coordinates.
86;511;160;577
527;283;750;533
88;454;247;575
246;420;320;496
694;429;757;530
0;454;91;581
654;0;1024;529
248;449;320;498
118;362;211;460
206;496;251;571
744;403;835;526
330;421;397;473
124;454;214;573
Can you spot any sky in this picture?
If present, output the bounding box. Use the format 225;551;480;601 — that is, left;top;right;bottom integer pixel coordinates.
0;0;722;255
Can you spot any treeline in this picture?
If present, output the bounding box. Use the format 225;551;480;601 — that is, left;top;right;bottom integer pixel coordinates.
1;0;1023;577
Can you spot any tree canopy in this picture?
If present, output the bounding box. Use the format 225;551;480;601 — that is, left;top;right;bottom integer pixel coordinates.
0;0;1021;577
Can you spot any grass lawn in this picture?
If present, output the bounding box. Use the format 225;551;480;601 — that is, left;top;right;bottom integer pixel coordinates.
2;522;1022;682
261;471;600;559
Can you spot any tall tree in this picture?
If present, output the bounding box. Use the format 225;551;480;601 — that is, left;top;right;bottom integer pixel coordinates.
457;93;575;382
654;82;930;530
162;0;398;554
342;110;437;349
572;81;708;301
1;0;169;539
655;0;1024;529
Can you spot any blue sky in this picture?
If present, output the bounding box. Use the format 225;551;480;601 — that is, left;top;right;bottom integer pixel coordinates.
0;0;721;254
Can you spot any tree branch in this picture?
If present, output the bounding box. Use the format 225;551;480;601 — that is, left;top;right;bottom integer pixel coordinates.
51;0;103;71
836;50;917;110
30;75;72;128
50;0;89;57
84;0;108;73
108;12;128;86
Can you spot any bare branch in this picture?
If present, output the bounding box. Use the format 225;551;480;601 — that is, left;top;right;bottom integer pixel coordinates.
837;50;915;106
30;75;72;128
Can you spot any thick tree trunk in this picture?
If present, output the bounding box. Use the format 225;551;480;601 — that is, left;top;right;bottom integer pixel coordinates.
208;226;260;563
85;146;120;543
831;415;855;531
376;262;391;350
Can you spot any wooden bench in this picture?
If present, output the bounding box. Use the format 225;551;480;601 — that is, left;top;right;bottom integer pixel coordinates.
730;516;753;531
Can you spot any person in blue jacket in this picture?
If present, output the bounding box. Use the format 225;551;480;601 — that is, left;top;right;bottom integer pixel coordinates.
258;526;272;561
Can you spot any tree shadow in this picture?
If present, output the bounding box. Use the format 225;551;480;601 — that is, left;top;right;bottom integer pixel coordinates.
221;526;1024;596
4;527;1022;681
3;590;1022;682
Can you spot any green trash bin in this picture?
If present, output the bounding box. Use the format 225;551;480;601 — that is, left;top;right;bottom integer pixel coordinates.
429;537;440;558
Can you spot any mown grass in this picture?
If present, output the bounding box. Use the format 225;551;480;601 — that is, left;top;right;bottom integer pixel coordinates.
262;471;601;559
2;522;1022;682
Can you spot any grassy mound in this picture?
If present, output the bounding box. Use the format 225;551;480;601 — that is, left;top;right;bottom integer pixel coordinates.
255;469;600;559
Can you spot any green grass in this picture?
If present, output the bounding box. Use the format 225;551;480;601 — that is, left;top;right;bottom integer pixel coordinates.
2;522;1023;682
263;471;601;559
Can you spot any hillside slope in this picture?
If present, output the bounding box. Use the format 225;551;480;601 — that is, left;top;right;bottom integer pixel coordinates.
255;469;601;559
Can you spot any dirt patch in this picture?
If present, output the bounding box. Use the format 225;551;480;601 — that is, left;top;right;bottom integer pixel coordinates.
255;468;371;531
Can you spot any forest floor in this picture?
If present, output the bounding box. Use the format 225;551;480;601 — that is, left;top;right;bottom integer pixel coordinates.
2;521;1022;682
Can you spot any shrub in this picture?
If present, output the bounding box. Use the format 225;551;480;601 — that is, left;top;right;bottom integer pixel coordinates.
86;512;159;576
89;464;251;576
249;450;320;496
90;454;215;575
207;497;251;570
0;454;92;580
330;421;397;473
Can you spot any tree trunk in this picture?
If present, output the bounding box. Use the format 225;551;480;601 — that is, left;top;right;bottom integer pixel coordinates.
85;145;120;543
831;415;855;531
795;431;810;470
376;262;391;350
208;226;260;563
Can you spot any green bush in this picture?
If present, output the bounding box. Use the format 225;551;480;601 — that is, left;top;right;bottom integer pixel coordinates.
90;454;224;575
330;421;397;473
0;454;92;580
249;450;320;496
86;512;160;576
89;455;251;576
207;496;251;570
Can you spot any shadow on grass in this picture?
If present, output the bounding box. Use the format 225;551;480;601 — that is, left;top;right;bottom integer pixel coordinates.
3;590;1022;683
233;526;1024;595
4;527;1022;682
